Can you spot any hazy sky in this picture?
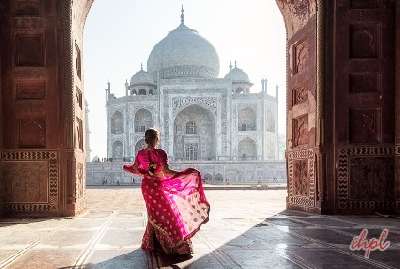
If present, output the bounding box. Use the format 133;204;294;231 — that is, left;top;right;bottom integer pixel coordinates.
84;0;287;159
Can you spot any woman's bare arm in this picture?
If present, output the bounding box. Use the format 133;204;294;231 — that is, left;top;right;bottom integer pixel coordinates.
123;162;141;175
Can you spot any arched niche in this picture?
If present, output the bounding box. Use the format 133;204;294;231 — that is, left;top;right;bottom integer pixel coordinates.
238;138;257;160
134;109;153;133
111;111;124;134
174;104;215;161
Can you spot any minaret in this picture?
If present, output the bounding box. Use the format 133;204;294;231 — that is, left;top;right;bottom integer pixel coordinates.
125;80;129;96
105;81;111;102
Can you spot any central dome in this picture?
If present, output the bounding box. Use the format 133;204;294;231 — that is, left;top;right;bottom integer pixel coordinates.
147;16;220;79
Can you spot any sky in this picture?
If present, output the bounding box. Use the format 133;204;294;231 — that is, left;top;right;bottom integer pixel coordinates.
84;0;287;159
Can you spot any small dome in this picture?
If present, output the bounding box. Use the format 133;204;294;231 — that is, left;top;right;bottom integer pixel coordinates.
130;69;154;86
147;9;219;79
224;66;250;83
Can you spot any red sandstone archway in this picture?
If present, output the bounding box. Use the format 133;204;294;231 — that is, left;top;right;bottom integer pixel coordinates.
0;0;399;217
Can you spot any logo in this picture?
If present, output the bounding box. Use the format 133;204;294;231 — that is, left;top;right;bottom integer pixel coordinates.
349;228;390;258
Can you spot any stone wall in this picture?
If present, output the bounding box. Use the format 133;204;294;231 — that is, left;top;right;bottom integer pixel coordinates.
86;161;287;186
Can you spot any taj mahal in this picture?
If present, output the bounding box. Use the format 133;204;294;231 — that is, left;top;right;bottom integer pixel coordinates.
87;8;286;185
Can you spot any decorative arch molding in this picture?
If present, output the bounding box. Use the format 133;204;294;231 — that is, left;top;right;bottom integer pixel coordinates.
276;0;318;39
172;96;218;119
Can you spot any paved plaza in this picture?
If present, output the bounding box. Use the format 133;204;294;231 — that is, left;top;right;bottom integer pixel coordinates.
0;187;399;269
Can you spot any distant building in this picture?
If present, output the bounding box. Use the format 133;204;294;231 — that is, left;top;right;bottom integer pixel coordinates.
87;8;285;185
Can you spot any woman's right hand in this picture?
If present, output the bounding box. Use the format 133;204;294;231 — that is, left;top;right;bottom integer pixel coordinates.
123;163;139;175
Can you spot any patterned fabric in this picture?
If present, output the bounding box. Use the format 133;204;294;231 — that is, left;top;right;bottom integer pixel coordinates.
123;148;210;255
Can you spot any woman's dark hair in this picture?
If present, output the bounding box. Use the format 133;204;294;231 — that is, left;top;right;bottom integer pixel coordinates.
145;128;159;147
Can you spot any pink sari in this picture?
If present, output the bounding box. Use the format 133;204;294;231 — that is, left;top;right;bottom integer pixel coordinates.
123;148;210;255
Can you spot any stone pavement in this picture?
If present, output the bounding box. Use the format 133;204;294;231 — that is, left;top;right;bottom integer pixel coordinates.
0;187;398;269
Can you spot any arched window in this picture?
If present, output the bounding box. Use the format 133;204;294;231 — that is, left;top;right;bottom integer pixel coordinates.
131;89;137;95
111;111;123;134
149;89;154;95
185;143;198;160
185;121;197;134
238;107;256;131
138;89;146;95
134;109;153;133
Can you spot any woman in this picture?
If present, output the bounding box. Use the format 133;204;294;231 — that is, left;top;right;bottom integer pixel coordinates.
123;128;210;257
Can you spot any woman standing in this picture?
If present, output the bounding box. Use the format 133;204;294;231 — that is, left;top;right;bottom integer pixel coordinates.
123;128;210;257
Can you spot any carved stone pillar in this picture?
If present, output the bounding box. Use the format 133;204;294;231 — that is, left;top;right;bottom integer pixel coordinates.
0;0;93;217
277;0;322;213
278;0;399;214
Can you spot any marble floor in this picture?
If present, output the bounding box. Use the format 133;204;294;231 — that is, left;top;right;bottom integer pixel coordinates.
0;187;399;269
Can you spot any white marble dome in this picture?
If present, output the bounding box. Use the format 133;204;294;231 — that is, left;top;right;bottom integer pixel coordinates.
224;66;251;83
130;69;154;86
147;23;220;79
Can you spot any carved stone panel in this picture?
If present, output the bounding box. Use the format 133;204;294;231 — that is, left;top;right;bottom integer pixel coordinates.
77;162;84;198
4;161;48;203
75;87;82;110
76;117;83;150
349;109;379;143
75;43;81;80
287;148;317;212
293;41;308;75
14;0;40;16
293;159;308;195
293;115;308;147
18;118;46;148
16;80;46;100
1;151;59;215
349;24;378;59
350;0;378;9
349;73;378;93
15;34;44;67
292;87;308;105
349;157;394;201
337;146;395;212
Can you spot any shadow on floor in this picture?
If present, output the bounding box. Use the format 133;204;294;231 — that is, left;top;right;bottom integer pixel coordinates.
185;210;400;269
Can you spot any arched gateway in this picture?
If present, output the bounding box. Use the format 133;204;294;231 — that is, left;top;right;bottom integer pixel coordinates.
0;0;399;217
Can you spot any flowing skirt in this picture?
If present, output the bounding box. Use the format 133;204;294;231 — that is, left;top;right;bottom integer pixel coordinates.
140;168;210;255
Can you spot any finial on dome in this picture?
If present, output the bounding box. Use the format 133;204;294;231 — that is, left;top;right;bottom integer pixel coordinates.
181;5;185;25
140;63;143;71
234;60;237;68
229;61;233;71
